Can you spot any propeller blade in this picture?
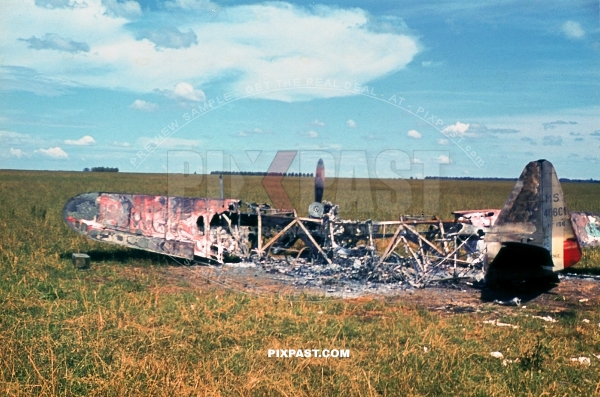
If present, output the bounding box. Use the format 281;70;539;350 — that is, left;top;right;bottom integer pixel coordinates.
314;158;325;203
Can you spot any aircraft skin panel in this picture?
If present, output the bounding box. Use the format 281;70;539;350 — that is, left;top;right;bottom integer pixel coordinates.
63;192;242;262
541;160;561;270
571;212;600;247
540;160;580;270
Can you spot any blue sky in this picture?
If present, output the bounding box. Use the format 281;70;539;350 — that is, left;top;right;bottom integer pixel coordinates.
0;0;598;179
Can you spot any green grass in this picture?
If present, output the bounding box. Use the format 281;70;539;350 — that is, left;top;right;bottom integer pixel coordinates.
1;170;599;396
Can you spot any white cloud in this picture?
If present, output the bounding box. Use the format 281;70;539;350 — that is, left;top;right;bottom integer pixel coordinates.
231;128;270;137
112;141;131;147
421;60;443;68
168;82;206;102
165;0;219;11
139;27;197;49
442;121;470;136
542;135;563;146
138;136;201;148
347;119;357;128
34;0;73;8
1;2;420;101
303;130;319;138
36;146;68;159
10;148;25;158
449;123;519;138
542;120;577;130
440;122;519;139
64;135;96;145
0;130;31;144
19;33;89;53
437;155;450;163
407;129;421;139
314;143;341;150
312;119;325;127
102;0;142;19
437;138;449;145
412;155;449;165
129;99;158;112
561;21;584;39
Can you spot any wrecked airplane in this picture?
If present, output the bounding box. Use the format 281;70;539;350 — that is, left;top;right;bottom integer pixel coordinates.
63;159;591;287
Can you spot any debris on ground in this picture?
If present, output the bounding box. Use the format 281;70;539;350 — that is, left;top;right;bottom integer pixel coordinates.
483;320;519;329
493;297;521;306
570;357;591;366
531;315;557;323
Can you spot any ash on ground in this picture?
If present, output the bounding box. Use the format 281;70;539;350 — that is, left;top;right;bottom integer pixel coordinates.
222;253;486;298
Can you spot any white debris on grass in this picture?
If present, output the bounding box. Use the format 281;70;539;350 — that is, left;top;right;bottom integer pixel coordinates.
531;315;557;323
502;359;516;366
490;351;504;359
579;298;589;303
423;346;429;353
570;357;591;366
483;320;519;329
582;319;590;324
225;261;257;268
493;297;521;306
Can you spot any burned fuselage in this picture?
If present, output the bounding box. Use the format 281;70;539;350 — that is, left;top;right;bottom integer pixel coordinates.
64;193;250;262
64;159;585;286
64;191;484;287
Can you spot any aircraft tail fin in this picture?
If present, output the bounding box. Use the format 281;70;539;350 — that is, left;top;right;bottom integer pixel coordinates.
485;159;581;282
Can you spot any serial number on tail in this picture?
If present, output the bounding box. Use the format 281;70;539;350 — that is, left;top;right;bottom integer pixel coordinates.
544;207;567;218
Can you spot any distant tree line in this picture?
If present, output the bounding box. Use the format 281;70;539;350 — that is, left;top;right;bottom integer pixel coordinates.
210;171;314;177
559;178;599;183
83;167;119;172
424;176;598;183
424;176;518;181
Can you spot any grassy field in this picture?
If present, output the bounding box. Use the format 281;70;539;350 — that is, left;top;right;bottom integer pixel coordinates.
1;170;599;396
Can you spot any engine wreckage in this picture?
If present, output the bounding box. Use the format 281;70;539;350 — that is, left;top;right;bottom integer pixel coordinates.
64;159;598;288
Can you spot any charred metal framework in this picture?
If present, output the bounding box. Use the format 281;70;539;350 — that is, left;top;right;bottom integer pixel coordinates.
64;193;491;287
64;159;590;287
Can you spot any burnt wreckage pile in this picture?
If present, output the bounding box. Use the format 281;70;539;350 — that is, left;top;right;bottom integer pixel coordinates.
63;194;489;289
63;158;597;288
243;201;488;289
63;159;490;289
234;159;488;288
